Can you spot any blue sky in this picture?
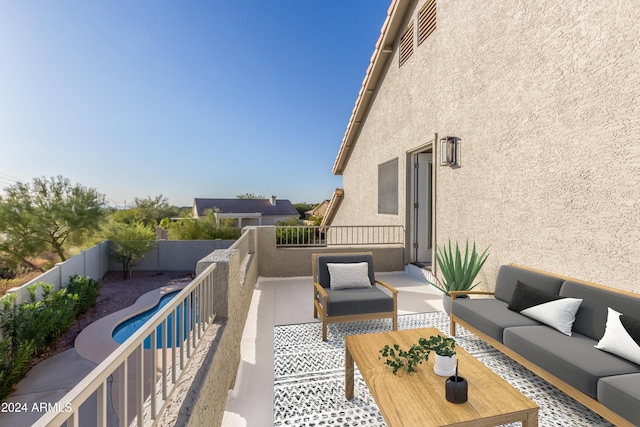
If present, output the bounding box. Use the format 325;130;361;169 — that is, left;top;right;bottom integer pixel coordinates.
0;1;389;207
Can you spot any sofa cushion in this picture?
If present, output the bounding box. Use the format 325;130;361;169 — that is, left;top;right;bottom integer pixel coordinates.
560;280;640;340
595;307;640;365
494;265;564;304
452;298;541;343
503;326;640;397
327;262;371;290
508;281;582;336
325;287;394;317
598;373;640;426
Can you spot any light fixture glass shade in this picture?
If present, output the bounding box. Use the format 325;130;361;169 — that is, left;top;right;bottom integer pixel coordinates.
440;136;460;166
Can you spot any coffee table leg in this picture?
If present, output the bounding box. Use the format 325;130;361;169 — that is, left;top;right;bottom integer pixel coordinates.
522;409;538;427
345;346;354;399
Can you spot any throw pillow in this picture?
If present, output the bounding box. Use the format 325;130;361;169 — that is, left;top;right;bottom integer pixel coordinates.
327;262;371;290
595;307;640;365
508;281;582;336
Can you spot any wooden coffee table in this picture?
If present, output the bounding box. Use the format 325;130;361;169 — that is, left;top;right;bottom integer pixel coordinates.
345;327;538;426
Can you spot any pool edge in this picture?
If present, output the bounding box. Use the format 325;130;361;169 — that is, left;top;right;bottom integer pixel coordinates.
75;284;186;365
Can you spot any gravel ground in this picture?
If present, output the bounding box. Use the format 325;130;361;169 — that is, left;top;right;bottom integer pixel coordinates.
29;270;194;368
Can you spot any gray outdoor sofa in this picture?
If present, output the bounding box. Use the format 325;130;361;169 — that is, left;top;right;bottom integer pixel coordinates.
449;263;640;427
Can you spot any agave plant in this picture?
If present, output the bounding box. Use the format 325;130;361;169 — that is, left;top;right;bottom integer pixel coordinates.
428;239;490;295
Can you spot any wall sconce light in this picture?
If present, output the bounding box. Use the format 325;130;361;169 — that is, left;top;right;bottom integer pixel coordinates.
440;136;460;167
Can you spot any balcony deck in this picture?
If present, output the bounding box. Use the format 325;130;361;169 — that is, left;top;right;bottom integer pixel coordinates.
222;270;443;426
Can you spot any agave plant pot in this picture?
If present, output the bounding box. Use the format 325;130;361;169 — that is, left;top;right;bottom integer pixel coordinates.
442;293;468;316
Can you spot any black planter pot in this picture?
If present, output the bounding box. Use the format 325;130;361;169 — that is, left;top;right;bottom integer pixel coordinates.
445;376;468;403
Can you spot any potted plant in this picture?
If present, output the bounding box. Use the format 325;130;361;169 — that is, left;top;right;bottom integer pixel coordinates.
379;335;457;376
427;239;490;315
425;335;457;376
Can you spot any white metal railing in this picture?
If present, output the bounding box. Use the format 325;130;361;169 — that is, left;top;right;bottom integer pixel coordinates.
32;262;219;427
275;225;405;247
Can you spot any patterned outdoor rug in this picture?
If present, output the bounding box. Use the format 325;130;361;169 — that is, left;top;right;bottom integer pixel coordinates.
274;312;613;427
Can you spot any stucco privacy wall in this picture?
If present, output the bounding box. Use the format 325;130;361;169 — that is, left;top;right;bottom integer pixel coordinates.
107;239;234;272
333;0;640;291
7;241;110;305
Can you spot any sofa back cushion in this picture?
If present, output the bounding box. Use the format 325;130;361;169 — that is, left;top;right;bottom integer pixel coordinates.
560;281;640;340
315;253;375;289
494;265;564;304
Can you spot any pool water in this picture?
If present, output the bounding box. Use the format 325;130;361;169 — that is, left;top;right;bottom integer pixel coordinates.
112;291;196;349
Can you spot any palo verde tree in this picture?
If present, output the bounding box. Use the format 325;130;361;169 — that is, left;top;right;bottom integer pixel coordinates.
0;176;106;264
105;221;155;279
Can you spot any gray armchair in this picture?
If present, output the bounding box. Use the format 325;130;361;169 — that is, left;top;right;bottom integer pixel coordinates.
312;252;398;341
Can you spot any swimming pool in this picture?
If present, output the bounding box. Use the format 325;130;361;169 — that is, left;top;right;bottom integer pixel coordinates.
112;291;196;349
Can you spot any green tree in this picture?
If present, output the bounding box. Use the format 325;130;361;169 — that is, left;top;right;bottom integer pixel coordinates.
293;202;314;219
105;221;155;279
0;176;106;264
134;194;180;226
108;195;180;227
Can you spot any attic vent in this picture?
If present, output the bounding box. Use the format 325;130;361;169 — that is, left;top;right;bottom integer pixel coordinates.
418;0;437;45
399;21;414;66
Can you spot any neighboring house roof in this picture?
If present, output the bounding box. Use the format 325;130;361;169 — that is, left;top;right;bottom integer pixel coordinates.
333;0;410;175
193;198;299;217
320;189;344;226
305;200;330;218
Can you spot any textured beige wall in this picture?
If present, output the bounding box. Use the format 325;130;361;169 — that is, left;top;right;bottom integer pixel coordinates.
334;0;640;292
255;226;405;276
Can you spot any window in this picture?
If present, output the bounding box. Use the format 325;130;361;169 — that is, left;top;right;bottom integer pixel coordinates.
418;0;437;45
378;158;399;215
399;21;414;66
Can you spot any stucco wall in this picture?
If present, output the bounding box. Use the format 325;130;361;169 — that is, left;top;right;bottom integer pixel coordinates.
255;226;405;276
334;0;640;291
108;240;235;272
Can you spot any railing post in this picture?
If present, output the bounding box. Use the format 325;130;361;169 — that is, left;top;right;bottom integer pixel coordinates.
119;360;128;427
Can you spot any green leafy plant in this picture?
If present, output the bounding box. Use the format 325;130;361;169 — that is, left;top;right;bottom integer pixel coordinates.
379;335;456;375
427;239;490;295
66;275;100;315
0;276;100;401
105;221;155;279
379;342;430;374
424;335;456;357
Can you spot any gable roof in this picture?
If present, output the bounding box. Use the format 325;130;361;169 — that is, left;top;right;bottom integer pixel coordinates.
193;198;299;217
333;0;410;175
305;200;330;218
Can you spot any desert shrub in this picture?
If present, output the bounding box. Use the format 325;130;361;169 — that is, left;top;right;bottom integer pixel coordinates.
275;218;323;246
0;339;34;399
66;275;100;316
167;213;241;240
0;276;99;401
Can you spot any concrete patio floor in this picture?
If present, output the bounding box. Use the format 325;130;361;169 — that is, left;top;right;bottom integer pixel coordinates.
222;269;443;427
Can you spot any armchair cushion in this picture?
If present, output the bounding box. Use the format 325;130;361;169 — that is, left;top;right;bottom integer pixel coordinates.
327;262;371;290
325;287;394;317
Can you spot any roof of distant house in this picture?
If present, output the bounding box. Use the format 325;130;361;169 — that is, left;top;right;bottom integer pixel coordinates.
192;198;299;217
305;200;330;217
